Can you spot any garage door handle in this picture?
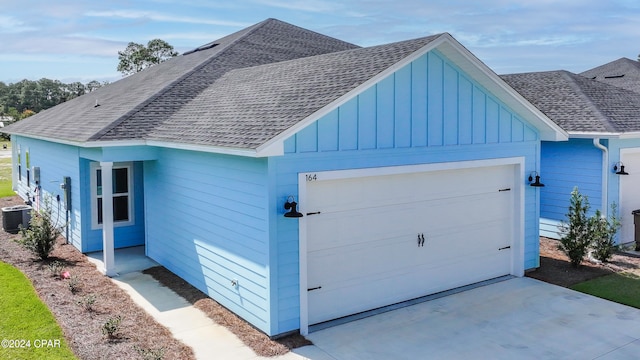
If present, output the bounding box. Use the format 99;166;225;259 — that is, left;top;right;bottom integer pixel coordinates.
498;246;511;250
308;286;322;291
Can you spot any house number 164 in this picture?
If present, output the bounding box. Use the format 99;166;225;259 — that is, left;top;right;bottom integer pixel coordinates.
305;174;317;182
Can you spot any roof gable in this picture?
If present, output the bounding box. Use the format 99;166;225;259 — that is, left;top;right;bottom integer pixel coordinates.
284;49;541;154
257;33;566;155
502;70;640;135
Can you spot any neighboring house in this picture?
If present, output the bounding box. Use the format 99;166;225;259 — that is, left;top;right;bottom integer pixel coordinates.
580;57;640;94
502;70;640;245
2;18;566;337
0;116;15;128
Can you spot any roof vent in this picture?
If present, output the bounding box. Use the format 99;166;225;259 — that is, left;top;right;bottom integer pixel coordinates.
183;42;219;55
604;74;625;79
94;99;100;108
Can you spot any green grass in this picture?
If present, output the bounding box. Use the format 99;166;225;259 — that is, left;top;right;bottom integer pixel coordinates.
570;271;640;309
0;261;77;359
0;156;14;198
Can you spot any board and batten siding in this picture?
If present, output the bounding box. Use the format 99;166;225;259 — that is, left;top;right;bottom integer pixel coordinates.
539;139;603;238
144;148;272;334
269;49;543;336
12;136;83;249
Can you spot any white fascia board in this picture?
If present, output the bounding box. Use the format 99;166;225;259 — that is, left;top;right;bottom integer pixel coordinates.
10;133;261;158
435;37;568;142
567;131;640;140
615;131;640;140
567;132;622;139
9;132;88;147
144;140;259;157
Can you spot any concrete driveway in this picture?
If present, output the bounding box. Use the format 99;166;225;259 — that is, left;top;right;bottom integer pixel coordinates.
293;277;640;360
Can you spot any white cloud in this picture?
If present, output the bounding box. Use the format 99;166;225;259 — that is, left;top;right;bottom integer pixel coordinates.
252;0;341;13
0;15;37;33
85;10;251;27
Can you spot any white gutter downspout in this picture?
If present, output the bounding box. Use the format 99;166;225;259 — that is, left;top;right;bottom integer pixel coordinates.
593;138;608;217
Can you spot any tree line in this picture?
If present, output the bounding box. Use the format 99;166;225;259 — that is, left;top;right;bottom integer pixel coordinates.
0;78;108;121
0;38;178;123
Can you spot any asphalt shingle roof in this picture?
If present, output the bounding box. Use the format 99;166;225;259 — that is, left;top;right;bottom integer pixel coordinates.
501;70;640;133
4;19;360;145
580;58;640;94
145;35;441;149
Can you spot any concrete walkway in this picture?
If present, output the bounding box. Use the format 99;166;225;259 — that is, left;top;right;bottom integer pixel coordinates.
112;271;306;360
88;247;309;359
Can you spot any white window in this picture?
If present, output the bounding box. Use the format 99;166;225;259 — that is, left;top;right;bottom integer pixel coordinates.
90;162;134;229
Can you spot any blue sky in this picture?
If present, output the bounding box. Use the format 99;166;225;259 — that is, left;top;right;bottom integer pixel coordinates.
1;0;640;83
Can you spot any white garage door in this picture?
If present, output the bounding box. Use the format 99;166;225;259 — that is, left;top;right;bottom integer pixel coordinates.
620;151;640;245
305;164;516;325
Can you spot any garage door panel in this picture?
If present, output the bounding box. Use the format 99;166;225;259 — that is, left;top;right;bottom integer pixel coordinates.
307;190;511;252
307;166;513;214
306;164;516;325
307;203;425;252
308;248;512;324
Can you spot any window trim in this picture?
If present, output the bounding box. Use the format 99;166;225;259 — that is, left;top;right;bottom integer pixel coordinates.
90;162;134;230
25;148;30;187
16;145;21;182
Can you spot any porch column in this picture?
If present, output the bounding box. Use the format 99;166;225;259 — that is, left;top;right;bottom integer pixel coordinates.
100;161;117;277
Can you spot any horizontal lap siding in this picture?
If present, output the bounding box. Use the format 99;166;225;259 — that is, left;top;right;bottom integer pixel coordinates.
12;136;82;250
80;161;146;252
540;139;603;224
144;149;271;333
272;49;542;336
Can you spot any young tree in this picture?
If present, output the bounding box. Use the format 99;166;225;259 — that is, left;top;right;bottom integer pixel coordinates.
117;39;179;76
558;187;592;267
590;204;621;262
558;188;622;266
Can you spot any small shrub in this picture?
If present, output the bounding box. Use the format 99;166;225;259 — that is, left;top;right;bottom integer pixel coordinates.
48;260;64;277
558;187;592;267
134;345;166;360
102;315;123;339
16;201;62;260
590;204;621;263
77;294;97;313
68;274;81;294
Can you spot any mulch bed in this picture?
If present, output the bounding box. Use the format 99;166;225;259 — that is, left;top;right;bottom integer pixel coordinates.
143;267;311;357
0;196;195;360
526;237;640;287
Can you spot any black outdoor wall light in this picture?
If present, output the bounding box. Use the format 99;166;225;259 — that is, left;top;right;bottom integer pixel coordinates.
614;162;629;175
528;171;545;187
284;195;303;218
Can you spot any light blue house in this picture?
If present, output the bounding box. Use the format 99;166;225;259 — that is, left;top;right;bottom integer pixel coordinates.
3;19;566;337
503;69;640;246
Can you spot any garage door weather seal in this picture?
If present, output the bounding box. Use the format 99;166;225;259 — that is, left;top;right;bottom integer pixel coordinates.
309;275;515;333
